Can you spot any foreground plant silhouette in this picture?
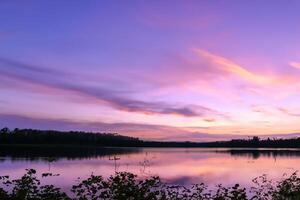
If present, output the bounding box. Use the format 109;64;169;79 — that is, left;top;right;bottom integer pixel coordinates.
1;169;300;200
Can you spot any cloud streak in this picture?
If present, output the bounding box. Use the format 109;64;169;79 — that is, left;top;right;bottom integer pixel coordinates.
1;113;300;141
290;62;300;70
193;49;300;89
193;49;269;84
140;49;300;98
277;107;300;117
0;57;224;119
0;113;229;141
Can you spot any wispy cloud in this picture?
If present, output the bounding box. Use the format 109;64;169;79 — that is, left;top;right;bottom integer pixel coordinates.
250;105;272;115
277;107;300;117
142;49;300;94
0;113;230;141
2;113;299;141
193;49;270;84
290;62;300;69
194;49;300;89
0;57;225;119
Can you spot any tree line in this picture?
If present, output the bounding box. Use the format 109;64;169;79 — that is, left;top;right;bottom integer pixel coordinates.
1;127;300;148
0;127;142;147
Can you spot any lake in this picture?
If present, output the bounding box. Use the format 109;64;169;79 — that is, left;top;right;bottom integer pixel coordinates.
0;147;299;192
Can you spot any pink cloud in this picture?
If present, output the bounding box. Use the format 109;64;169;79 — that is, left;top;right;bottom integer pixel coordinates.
193;49;300;87
277;107;300;117
193;49;270;84
290;62;300;69
141;49;300;92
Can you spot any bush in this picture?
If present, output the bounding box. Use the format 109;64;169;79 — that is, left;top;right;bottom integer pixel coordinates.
1;169;300;200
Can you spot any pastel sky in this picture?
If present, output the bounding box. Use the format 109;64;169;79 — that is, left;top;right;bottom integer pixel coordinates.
1;0;300;141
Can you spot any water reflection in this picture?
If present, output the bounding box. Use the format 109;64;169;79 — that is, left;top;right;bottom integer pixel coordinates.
214;148;300;159
0;147;300;191
0;145;141;161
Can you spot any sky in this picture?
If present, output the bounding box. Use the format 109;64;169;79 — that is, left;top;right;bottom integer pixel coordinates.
1;0;300;141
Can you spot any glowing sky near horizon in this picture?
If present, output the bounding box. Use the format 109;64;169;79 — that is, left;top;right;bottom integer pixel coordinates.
1;1;300;141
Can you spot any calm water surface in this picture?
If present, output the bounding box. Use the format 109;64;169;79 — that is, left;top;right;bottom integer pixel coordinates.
0;147;300;192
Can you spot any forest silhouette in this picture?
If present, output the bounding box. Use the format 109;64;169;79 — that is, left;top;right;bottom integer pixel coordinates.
1;127;300;148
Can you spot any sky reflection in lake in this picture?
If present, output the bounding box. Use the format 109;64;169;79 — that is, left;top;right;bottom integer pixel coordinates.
0;148;299;192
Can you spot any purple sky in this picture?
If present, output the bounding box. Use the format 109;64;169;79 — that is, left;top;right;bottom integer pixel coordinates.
1;1;300;141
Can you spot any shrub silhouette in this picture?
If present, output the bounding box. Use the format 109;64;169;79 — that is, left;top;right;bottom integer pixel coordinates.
1;169;300;199
0;169;69;199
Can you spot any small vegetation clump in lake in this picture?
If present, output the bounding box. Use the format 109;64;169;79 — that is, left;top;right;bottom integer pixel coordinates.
1;169;300;200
